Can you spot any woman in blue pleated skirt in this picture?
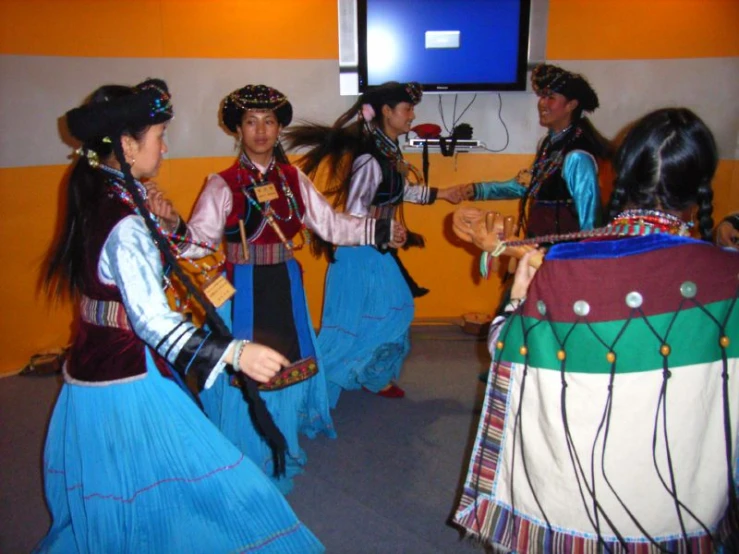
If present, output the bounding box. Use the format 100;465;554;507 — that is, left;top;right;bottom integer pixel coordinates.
35;78;323;553
149;85;403;493
284;82;465;406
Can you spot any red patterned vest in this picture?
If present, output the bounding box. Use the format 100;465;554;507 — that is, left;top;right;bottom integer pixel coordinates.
220;160;306;245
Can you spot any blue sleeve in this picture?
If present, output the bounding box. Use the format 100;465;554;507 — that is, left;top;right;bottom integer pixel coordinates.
473;178;527;200
562;150;600;230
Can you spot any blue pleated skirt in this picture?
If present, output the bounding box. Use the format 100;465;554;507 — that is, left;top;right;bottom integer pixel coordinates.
34;350;324;554
200;260;335;494
317;245;415;408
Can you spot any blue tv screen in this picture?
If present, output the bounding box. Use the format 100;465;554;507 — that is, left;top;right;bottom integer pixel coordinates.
358;0;530;93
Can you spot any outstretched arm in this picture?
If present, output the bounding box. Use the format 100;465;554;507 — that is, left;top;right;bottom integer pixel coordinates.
299;168;399;248
462;175;528;202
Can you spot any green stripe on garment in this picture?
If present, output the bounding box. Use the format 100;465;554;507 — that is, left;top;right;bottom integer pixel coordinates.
496;298;738;374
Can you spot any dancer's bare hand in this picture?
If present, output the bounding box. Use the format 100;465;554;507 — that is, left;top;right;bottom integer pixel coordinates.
145;183;179;230
438;184;467;204
510;248;541;300
236;343;290;383
715;220;739;248
515;169;532;187
389;221;407;248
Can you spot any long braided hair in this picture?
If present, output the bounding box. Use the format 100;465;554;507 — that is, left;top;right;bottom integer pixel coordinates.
607;107;717;240
46;80;288;475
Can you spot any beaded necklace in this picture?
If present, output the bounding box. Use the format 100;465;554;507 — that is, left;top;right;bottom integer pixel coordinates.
235;153;309;250
237;153;301;222
99;165;224;311
526;125;581;198
372;128;424;184
481;208;693;278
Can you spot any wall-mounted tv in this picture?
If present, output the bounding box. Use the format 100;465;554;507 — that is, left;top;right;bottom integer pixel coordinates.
356;0;531;93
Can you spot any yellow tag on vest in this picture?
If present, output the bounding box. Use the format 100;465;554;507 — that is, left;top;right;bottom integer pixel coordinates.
202;275;236;308
253;183;279;203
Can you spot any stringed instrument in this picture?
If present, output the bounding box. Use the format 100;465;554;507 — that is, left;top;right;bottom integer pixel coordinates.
452;207;544;270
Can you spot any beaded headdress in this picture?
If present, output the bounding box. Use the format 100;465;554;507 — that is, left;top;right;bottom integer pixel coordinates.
531;64;599;113
221;84;293;132
66;78;173;144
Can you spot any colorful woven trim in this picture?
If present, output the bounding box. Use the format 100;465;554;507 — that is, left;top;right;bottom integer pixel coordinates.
453;359;723;553
259;357;318;391
79;295;131;331
230;357;318;391
225;241;294;266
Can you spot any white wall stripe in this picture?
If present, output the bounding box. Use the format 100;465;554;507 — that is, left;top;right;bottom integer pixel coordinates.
0;55;737;169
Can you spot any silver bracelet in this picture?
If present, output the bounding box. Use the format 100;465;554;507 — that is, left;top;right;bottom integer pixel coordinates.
233;339;249;372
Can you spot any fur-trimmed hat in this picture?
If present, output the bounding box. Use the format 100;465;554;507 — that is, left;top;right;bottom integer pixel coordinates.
531;64;599;114
221;85;293;132
66;78;173;142
361;81;423;109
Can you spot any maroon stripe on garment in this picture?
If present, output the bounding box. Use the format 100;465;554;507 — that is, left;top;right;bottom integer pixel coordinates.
522;241;739;323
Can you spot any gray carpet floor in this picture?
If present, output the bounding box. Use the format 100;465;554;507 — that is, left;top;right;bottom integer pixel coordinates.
0;325;491;554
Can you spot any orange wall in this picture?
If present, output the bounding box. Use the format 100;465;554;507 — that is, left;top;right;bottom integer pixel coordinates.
1;0;737;374
9;0;736;60
547;0;739;59
3;155;737;374
0;0;338;58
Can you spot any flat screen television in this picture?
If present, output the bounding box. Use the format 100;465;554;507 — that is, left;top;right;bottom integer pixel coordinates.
356;0;531;93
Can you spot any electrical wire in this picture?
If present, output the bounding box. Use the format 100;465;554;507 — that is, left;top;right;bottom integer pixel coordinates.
452;94;477;128
480;93;510;153
435;92;509;152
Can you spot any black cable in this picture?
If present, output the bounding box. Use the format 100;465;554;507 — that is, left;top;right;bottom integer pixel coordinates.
480;93;510;153
437;96;452;135
452;94;477;129
452;95;457;133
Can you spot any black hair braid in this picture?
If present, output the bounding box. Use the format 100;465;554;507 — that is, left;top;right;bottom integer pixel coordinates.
45;160;93;296
45;142;113;297
606;185;628;222
695;182;714;241
110;140;288;476
118;141;231;337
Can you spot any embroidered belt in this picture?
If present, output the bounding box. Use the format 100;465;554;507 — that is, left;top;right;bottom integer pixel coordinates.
368;204;397;221
225;241;294;266
230;356;318;391
79;295;132;330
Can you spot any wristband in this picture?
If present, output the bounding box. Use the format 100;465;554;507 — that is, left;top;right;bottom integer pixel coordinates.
233;339;249;372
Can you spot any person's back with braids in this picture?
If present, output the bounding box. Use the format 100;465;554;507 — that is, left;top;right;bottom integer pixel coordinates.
607;107;716;240
452;106;739;553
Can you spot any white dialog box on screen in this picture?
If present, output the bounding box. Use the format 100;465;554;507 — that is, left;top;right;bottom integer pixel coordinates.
425;30;460;49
